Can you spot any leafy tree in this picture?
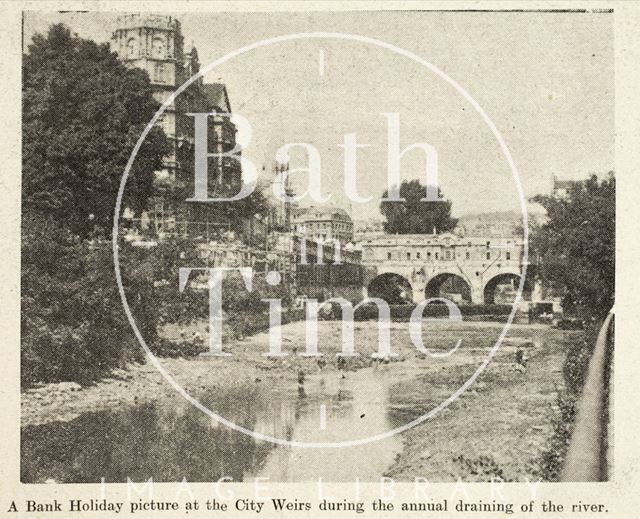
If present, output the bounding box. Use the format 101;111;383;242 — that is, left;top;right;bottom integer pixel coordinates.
532;173;615;319
380;180;457;234
21;25;167;386
23;24;168;238
21;214;155;387
368;274;413;304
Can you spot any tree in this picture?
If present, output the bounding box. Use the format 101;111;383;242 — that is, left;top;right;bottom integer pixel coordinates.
380;180;457;234
21;25;167;386
23;24;168;238
532;174;615;319
21;213;155;387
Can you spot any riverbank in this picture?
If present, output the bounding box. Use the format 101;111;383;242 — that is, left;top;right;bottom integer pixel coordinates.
385;326;578;481
22;320;581;482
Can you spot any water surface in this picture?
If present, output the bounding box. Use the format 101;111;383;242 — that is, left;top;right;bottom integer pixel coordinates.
21;368;402;483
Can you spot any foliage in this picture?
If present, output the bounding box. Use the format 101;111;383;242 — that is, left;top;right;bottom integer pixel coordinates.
539;325;599;481
380;180;457;234
21;215;156;388
22;24;168;239
532;174;615;319
367;274;413;305
339;302;514;321
151;244;293;327
21;24;168;386
533;174;615;479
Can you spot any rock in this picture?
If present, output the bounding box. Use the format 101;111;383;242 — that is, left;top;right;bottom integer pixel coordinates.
53;381;82;392
503;338;536;348
110;368;131;381
419;450;432;460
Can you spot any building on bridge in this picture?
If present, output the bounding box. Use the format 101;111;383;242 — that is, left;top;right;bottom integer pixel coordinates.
360;233;532;304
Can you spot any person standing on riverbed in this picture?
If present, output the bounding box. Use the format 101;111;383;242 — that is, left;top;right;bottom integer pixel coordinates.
297;369;306;398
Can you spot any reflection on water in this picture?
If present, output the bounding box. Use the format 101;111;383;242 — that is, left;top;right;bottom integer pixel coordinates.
21;369;402;483
254;370;402;482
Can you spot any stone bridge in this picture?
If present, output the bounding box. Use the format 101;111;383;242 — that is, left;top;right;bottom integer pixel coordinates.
360;233;529;304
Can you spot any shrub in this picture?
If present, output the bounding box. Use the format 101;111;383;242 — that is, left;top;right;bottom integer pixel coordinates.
21;214;156;388
539;323;600;480
345;302;514;322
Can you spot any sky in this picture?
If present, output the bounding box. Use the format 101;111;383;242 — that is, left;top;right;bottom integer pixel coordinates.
23;10;614;219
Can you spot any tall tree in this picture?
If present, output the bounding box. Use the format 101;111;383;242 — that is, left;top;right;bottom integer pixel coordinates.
532;173;615;319
380;180;457;234
22;24;168;238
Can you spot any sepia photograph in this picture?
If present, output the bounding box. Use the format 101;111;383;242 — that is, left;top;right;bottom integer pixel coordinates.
18;7;615;494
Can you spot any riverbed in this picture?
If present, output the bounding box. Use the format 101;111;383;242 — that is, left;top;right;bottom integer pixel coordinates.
21;320;580;482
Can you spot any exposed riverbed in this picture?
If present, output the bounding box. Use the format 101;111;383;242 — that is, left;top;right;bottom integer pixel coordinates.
21;320;580;482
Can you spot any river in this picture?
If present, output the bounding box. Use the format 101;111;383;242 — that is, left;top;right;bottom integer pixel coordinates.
21;366;402;483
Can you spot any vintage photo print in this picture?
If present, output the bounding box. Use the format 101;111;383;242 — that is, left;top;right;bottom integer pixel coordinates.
3;2;637;518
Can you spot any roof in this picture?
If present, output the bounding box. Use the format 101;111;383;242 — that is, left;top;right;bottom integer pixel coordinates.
293;206;353;223
554;179;577;189
362;233;521;246
202;83;231;113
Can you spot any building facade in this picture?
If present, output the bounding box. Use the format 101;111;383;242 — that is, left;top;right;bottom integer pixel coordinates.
292;206;355;245
360;233;528;304
112;14;241;238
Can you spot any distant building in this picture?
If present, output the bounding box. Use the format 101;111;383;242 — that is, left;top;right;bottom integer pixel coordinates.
552;175;584;199
353;217;385;242
293;206;354;245
456;211;521;238
259;161;295;233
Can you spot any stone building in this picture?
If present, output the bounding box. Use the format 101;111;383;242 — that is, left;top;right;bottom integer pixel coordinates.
112;13;241;238
360;232;529;304
292;206;355;246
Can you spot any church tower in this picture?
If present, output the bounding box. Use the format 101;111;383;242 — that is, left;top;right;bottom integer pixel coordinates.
111;13;183;94
111;14;188;178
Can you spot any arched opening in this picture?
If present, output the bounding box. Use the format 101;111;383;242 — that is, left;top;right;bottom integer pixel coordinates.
368;273;413;305
425;273;472;304
483;273;529;304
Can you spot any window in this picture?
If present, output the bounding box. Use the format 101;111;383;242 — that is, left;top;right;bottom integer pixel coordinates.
506;252;511;260
416;252;421;259
427;252;431;259
152;38;165;59
486;252;491;260
387;252;392;260
435;252;439;260
466;251;470;260
153;62;166;83
127;38;138;58
406;252;411;260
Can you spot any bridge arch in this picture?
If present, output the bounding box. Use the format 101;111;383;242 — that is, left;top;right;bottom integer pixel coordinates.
483;273;526;304
367;272;413;305
425;273;472;304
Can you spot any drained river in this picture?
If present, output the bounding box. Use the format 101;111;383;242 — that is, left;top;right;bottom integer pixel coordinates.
21;367;402;483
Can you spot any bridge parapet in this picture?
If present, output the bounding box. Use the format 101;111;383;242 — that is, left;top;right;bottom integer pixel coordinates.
360;233;526;304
